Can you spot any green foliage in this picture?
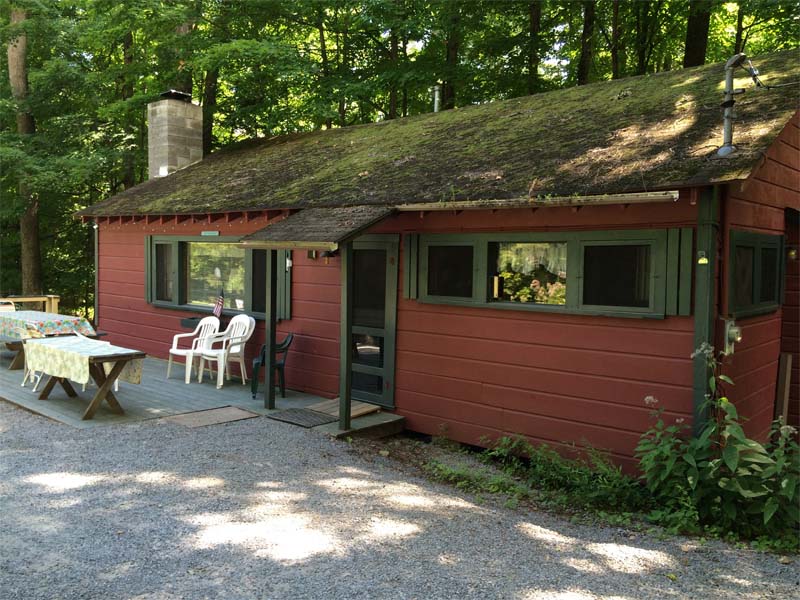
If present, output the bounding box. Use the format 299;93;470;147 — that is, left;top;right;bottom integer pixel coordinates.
1;0;796;310
482;436;647;513
635;346;800;551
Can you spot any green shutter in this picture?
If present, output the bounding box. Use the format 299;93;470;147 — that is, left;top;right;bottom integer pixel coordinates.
144;235;153;303
403;234;418;299
665;228;680;316
678;228;694;316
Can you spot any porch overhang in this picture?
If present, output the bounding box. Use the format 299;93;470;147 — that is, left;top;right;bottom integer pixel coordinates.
239;205;395;251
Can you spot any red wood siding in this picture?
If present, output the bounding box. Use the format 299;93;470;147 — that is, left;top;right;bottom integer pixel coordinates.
721;111;800;439
96;216;340;398
372;197;699;470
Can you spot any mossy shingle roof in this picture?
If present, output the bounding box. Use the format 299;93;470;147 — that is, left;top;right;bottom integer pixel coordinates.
80;50;799;217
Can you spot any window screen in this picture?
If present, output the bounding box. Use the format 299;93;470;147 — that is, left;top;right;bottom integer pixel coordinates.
427;245;473;298
185;242;246;310
251;249;267;313
759;246;778;303
155;243;173;302
583;244;651;308
733;245;755;308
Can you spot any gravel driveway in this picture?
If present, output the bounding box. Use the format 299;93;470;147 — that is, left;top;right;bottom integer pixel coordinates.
0;401;796;599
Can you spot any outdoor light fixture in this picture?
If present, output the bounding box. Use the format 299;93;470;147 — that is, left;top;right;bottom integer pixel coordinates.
788;247;798;261
724;319;743;355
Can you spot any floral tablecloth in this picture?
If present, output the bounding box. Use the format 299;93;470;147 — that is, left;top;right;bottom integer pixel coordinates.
24;336;143;386
0;311;96;340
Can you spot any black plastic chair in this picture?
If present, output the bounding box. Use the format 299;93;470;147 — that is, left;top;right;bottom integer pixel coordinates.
251;333;293;399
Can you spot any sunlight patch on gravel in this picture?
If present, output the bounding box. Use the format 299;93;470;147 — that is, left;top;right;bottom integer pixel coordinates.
520;590;632;600
368;517;421;539
26;472;105;491
517;522;576;547
190;513;337;562
182;476;225;489
134;471;177;484
584;543;674;574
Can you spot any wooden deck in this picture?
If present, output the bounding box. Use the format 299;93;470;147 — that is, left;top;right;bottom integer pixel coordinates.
0;352;325;428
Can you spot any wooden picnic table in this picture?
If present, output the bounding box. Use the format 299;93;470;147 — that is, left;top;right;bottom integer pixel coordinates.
24;336;146;420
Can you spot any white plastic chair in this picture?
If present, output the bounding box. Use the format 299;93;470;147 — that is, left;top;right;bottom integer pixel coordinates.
0;300;16;312
197;314;256;389
167;316;220;384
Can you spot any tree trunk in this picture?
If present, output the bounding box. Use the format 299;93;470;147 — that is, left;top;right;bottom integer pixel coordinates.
683;0;712;67
577;1;595;85
202;68;218;156
121;30;135;189
441;3;460;110
401;36;408;117
634;1;653;75
338;21;349;127
7;8;41;295
610;0;623;79
388;28;399;119
526;1;542;94
316;8;333;129
734;5;745;54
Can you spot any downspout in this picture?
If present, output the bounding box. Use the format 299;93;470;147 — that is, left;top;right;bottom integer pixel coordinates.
692;186;720;435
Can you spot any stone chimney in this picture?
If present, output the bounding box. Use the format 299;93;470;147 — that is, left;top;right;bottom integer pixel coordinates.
147;90;203;179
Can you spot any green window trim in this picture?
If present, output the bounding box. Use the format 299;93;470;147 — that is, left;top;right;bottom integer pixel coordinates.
415;228;691;319
728;229;783;319
144;236;291;321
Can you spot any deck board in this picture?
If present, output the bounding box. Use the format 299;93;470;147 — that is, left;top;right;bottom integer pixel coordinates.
0;353;325;428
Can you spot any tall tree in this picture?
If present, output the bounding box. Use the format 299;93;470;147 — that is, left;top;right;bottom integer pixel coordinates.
577;0;595;85
440;1;460;110
527;0;542;94
7;7;41;294
684;0;713;67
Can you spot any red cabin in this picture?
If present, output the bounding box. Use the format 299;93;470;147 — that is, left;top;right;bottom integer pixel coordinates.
79;51;799;470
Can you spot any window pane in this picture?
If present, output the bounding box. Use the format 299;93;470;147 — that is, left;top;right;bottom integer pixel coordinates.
733;245;755;308
759;247;778;303
352;372;383;395
353;333;384;368
583;244;651;308
353;249;386;328
427;245;473;298
155;244;173;302
251;249;267;313
186;242;246;310
491;242;567;305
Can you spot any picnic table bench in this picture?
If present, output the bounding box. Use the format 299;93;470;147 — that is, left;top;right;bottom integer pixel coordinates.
24;336;146;420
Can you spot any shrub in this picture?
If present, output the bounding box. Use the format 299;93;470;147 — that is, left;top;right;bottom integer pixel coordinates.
635;344;800;549
483;436;648;512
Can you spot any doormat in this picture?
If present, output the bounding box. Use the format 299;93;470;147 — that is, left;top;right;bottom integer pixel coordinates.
268;408;338;428
164;406;260;428
307;399;380;418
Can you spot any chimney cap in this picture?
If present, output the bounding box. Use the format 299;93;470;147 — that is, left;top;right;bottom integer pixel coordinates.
159;89;193;102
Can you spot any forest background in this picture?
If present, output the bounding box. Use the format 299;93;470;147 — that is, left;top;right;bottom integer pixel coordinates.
1;0;797;315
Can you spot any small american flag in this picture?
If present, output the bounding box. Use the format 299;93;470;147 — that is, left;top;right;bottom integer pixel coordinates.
212;288;224;317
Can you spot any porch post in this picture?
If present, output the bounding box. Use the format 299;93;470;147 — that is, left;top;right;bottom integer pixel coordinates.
338;242;353;430
692;186;719;435
263;249;278;409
